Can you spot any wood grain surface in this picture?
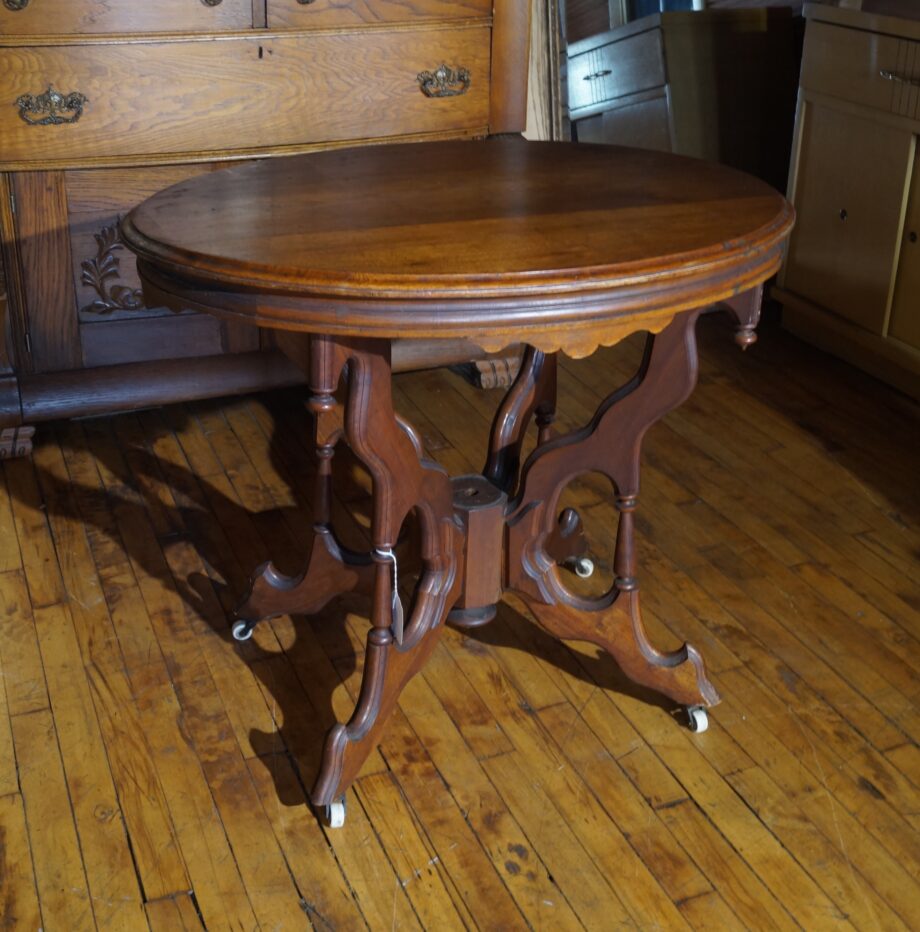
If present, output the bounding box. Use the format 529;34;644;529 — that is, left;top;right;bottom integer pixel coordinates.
0;316;917;929
124;138;793;355
0;0;252;35
267;0;489;29
0;28;491;165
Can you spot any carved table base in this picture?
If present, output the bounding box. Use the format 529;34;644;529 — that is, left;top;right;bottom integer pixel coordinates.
234;292;761;824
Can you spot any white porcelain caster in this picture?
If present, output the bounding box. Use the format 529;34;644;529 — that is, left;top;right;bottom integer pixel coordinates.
232;620;255;642
324;799;346;829
687;706;709;733
574;557;595;578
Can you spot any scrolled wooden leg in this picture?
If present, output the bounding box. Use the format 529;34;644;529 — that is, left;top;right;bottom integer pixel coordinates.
484;346;557;495
234;528;374;626
309;337;462;809
507;308;719;711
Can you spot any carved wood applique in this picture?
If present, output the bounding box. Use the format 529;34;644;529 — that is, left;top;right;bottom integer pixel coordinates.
80;219;145;315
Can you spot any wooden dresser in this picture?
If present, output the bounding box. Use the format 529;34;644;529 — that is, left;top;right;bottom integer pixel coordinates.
0;0;528;452
566;9;800;192
775;3;920;399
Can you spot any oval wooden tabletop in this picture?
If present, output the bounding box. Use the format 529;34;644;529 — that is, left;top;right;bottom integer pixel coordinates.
122;138;794;353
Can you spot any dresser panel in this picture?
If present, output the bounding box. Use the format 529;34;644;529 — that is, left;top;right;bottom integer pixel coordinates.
0;29;491;166
266;0;489;29
0;0;253;35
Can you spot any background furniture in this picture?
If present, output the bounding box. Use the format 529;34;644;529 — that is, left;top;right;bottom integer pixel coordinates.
122;137;792;823
0;0;529;453
774;2;920;399
566;8;800;192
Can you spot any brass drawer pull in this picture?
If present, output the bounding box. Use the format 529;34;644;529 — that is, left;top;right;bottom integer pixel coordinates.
417;64;471;98
583;69;612;81
16;85;88;125
879;69;920;89
2;0;30;9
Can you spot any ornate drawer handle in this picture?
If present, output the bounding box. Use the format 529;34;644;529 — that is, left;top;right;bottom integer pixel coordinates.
16;85;87;124
583;69;612;81
417;64;471;98
879;69;920;89
3;0;30;9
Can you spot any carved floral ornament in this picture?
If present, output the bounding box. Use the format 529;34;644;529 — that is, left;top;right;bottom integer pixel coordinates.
80;220;145;315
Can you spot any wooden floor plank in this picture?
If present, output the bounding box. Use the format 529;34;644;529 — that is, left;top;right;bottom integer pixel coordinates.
145;894;205;931
374;706;528;930
0;570;48;718
726;765;909;931
3;455;66;610
357;770;471;931
322;788;424;932
11;709;95;931
0;469;21;574
399;660;585;931
1;317;918;930
0;793;43;931
246;753;368;930
33;603;150;927
130;661;259;930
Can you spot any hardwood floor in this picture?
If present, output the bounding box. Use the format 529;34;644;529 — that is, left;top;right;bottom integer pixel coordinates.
0;312;917;930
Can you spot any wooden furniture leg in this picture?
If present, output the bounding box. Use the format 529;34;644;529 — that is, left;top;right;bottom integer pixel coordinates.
239;334;463;821
480;347;590;580
505;296;762;723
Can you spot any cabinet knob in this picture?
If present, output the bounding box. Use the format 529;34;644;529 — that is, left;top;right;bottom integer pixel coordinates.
879;69;920;89
909;231;918;244
839;208;848;222
2;0;30;10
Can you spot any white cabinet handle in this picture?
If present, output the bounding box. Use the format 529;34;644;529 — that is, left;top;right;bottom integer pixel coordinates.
879;69;920;89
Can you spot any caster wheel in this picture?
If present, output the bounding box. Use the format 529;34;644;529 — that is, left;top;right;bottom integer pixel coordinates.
573;557;595;579
324;799;346;829
687;706;709;733
232;620;255;642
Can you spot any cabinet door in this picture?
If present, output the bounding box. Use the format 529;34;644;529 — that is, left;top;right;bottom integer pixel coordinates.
889;146;920;350
784;103;913;333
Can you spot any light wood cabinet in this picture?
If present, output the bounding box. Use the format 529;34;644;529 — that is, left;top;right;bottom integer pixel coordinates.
0;1;528;443
776;3;920;399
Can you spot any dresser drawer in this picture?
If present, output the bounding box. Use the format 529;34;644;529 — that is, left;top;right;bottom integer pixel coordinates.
568;28;665;115
0;28;491;167
801;20;920;119
267;0;489;29
0;0;252;35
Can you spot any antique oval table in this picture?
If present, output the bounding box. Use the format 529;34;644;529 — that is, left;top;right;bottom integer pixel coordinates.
122;138;794;827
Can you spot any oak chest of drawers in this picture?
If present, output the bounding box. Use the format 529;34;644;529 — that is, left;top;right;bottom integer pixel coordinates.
775;2;920;399
0;0;528;442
